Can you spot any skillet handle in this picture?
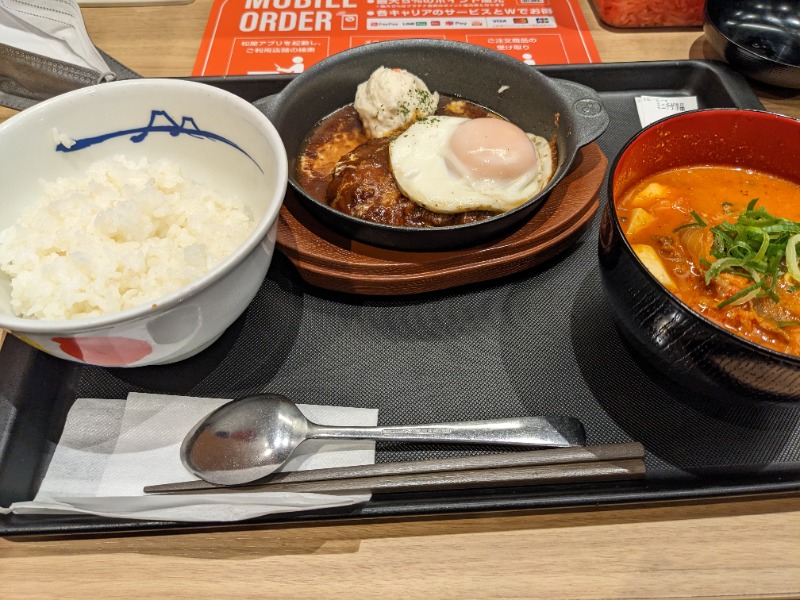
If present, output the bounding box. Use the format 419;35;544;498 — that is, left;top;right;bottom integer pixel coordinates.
253;93;280;121
549;78;609;147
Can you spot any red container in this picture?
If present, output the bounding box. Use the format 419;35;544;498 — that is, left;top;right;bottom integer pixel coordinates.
599;109;800;405
590;0;704;28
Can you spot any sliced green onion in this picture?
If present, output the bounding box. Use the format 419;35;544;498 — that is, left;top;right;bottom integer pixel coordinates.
718;268;762;308
787;233;800;283
717;280;763;309
694;199;800;308
704;256;747;285
674;210;708;232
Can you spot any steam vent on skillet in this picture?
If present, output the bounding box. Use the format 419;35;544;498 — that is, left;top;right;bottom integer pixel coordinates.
599;108;800;406
255;38;609;251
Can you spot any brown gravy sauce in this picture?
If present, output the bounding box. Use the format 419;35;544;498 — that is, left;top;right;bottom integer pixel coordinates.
296;96;504;228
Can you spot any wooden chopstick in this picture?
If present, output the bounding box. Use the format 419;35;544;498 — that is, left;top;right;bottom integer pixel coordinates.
144;442;645;495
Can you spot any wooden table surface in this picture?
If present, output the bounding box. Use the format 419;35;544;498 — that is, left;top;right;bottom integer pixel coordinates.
1;1;799;598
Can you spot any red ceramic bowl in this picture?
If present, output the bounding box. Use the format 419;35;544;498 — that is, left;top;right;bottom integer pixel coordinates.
598;108;800;405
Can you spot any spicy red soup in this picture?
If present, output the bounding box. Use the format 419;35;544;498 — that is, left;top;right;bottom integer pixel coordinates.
615;165;800;357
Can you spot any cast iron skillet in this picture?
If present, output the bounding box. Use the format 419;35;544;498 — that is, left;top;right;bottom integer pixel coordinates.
255;39;609;251
704;0;800;89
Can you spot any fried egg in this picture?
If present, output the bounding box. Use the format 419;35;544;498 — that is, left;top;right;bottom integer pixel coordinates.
389;116;554;214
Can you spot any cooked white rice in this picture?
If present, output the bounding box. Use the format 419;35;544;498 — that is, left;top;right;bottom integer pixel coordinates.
0;156;254;320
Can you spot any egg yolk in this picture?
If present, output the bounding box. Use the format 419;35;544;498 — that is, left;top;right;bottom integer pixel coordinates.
445;118;539;181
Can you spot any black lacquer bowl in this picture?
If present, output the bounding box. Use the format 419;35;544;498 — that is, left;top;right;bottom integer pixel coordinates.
598;108;800;405
255;39;609;251
704;0;800;89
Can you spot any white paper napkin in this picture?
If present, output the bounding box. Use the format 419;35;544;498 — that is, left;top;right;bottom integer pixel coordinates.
0;0;111;73
1;392;378;522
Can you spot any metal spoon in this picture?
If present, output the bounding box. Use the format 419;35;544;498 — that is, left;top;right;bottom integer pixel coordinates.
181;393;586;486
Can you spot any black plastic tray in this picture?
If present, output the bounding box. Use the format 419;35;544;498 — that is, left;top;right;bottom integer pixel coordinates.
3;60;798;538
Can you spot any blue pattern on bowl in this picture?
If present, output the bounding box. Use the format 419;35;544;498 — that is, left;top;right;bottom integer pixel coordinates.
55;109;262;171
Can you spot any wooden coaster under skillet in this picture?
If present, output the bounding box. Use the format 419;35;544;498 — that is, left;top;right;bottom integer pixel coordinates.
276;142;607;296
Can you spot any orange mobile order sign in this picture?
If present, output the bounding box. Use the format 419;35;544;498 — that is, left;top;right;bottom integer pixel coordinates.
193;0;601;76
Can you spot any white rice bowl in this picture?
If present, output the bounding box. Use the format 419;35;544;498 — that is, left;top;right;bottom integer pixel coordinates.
0;79;288;367
0;155;257;320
